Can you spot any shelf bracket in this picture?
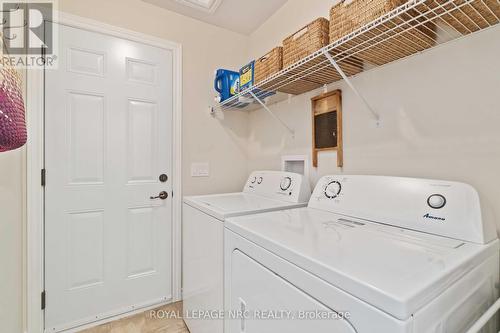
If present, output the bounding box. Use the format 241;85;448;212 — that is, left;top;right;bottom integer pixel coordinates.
321;49;381;126
249;91;295;137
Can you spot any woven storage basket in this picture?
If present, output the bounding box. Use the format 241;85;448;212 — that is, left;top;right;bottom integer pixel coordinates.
330;0;437;65
330;0;405;41
254;47;283;84
430;0;500;35
0;65;27;152
283;18;330;68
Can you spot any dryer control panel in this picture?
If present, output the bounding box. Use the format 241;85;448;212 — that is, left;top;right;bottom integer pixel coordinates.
244;171;311;204
309;175;496;244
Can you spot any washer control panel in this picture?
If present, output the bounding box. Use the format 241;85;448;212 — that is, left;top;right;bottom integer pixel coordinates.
324;180;342;199
280;177;292;191
308;175;494;244
244;171;311;203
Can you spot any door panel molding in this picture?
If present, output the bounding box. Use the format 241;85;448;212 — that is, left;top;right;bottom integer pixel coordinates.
26;11;182;333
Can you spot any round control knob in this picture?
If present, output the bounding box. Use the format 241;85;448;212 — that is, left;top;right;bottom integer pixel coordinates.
324;181;342;199
280;177;292;191
257;177;263;184
427;194;446;209
250;177;257;184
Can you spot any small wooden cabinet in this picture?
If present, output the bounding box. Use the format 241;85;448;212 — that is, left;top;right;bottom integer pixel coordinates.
311;90;343;168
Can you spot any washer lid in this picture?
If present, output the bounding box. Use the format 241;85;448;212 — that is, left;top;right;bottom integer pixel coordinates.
184;192;307;220
226;208;499;320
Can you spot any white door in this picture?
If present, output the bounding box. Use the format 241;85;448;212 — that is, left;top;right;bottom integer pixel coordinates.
45;23;173;332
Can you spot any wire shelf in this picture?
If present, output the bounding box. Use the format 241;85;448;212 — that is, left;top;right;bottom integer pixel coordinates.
215;0;500;111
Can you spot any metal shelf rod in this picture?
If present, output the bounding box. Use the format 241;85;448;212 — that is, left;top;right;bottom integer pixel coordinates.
321;49;381;125
212;0;499;113
214;0;440;110
249;91;295;137
221;0;465;110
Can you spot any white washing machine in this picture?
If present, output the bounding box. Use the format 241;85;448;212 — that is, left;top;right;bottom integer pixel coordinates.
183;171;311;333
224;175;499;333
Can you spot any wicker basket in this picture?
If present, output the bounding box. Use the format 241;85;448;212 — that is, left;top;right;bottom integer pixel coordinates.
329;0;437;65
330;0;405;41
283;18;330;68
254;47;283;84
430;0;500;35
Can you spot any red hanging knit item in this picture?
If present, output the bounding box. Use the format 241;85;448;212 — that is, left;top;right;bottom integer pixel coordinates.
0;65;27;152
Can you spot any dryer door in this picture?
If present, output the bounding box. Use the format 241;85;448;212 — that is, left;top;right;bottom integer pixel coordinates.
228;250;356;333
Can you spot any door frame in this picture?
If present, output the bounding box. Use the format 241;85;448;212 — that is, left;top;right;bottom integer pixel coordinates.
26;12;183;333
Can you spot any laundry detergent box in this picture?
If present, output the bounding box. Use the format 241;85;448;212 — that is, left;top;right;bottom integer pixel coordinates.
239;61;255;90
214;69;240;103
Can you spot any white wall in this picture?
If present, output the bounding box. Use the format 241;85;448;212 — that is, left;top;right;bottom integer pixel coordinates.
0;148;25;333
58;0;250;196
0;59;27;333
246;0;500;233
249;0;332;57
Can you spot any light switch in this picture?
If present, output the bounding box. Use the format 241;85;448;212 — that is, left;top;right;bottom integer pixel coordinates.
191;162;210;177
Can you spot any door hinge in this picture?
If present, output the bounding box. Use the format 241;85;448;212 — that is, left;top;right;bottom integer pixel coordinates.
172;191;174;198
41;169;46;186
41;46;46;65
41;291;46;310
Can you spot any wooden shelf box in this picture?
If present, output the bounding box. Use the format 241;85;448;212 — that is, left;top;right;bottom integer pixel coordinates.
311;90;343;168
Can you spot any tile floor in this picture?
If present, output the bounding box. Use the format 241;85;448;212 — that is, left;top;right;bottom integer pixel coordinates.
80;301;189;333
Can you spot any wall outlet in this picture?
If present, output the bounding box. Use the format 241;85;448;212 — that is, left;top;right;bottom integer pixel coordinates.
191;162;210;177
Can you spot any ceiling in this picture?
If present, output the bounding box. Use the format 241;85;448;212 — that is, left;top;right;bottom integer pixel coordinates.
142;0;288;35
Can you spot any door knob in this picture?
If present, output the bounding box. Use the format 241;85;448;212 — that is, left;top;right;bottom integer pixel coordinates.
150;191;168;200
